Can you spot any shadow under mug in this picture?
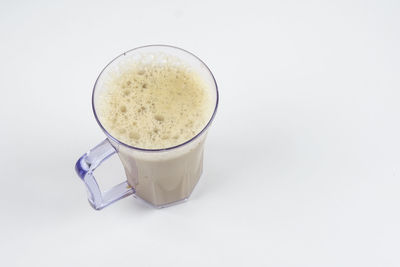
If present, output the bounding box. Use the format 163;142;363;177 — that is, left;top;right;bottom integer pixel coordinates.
75;45;219;210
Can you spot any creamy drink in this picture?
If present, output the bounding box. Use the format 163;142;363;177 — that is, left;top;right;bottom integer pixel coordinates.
94;49;216;206
97;59;214;149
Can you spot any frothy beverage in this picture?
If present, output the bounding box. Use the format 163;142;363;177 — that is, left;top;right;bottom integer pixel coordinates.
97;60;213;149
94;49;217;207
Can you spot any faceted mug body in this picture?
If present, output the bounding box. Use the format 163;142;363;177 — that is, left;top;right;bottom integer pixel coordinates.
75;45;218;210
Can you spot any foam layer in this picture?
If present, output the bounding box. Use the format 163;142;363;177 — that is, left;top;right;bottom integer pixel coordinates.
97;58;213;149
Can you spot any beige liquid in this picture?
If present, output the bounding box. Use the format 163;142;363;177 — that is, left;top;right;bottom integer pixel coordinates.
97;62;213;149
97;55;215;206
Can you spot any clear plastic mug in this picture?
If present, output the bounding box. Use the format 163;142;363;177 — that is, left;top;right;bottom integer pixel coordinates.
75;45;218;210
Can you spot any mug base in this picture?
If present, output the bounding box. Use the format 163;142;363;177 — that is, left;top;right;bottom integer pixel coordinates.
132;194;190;209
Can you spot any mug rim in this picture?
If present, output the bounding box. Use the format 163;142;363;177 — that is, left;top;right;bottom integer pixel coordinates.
92;44;219;152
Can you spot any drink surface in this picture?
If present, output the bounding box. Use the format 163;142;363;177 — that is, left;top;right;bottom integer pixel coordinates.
97;58;213;149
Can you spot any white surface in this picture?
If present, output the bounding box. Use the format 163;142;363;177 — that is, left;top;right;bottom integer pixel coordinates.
1;0;399;266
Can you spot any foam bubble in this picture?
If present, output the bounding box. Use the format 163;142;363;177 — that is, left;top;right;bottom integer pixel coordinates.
97;57;213;149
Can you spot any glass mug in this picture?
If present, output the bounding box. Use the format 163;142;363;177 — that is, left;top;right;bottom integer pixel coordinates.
75;45;218;210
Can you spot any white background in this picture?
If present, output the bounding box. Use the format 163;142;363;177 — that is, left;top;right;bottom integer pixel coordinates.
1;0;399;266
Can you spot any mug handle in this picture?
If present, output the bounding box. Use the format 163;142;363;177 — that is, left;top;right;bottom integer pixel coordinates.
75;139;135;210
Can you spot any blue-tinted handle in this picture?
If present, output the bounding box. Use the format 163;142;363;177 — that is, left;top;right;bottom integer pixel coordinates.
75;139;135;210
